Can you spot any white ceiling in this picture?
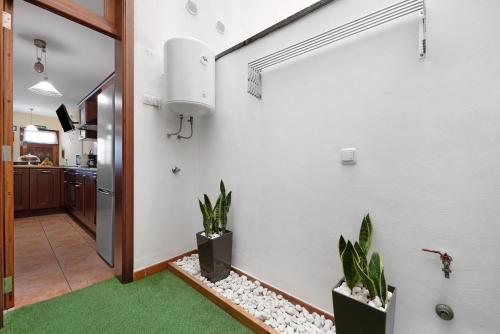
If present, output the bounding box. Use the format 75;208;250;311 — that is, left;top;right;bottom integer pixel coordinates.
13;0;114;117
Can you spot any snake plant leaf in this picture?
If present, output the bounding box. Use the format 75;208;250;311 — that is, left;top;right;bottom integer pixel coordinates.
204;194;213;212
369;252;383;298
212;182;232;235
359;214;373;253
199;199;212;236
213;195;223;234
355;259;377;298
198;199;206;218
225;191;232;212
369;253;383;283
342;242;360;289
214;195;221;211
220;180;226;196
380;270;388;306
339;235;347;258
354;241;368;269
198;199;206;221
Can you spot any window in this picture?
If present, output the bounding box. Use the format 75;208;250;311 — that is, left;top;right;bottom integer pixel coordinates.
20;128;60;165
23;129;59;144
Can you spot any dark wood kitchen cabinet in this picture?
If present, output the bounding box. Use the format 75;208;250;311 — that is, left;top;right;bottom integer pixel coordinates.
79;97;98;140
83;173;97;230
14;167;97;233
13;169;30;211
64;169;96;233
29;168;61;210
75;172;85;220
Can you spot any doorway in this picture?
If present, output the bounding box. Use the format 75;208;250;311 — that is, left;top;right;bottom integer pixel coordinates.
0;0;133;326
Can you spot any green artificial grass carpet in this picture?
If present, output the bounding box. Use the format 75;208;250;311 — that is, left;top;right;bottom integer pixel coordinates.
2;271;251;334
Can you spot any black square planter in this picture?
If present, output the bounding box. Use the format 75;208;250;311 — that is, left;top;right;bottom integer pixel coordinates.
196;230;233;283
332;279;397;334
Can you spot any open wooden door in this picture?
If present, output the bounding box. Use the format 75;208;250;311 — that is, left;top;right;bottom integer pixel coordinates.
1;0;15;320
0;1;133;325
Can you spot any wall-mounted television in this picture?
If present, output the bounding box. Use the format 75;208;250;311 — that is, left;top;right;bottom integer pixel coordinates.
55;104;75;132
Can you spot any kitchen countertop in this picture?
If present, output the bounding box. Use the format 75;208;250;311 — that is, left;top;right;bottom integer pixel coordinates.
14;165;97;171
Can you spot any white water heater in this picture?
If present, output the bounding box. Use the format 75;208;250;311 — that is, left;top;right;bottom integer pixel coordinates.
164;37;215;117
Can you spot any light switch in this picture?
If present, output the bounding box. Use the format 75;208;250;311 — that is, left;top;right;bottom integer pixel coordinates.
341;148;356;165
143;94;161;108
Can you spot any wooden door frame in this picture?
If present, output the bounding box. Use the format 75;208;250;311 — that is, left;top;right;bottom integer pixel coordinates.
0;0;9;326
0;0;134;320
1;0;14;316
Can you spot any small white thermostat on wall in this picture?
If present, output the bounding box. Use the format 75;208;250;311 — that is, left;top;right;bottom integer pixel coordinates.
341;148;357;165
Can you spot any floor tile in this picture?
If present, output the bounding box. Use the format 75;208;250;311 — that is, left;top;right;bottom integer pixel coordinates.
14;213;112;309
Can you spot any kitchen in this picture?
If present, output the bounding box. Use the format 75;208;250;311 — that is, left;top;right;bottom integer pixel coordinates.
10;0;116;308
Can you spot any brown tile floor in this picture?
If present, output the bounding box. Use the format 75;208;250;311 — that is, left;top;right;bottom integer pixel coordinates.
14;213;114;308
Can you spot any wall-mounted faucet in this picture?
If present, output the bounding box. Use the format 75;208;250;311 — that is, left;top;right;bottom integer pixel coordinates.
171;166;181;174
422;249;453;279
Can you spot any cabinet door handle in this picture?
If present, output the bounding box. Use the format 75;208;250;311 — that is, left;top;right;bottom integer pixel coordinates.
74;184;81;188
40;171;51;173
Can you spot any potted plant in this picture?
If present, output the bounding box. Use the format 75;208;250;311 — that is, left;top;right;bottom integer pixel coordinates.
332;214;397;334
197;180;233;282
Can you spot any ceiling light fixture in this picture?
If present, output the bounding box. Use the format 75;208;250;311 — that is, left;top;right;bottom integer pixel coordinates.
28;39;62;98
25;108;38;132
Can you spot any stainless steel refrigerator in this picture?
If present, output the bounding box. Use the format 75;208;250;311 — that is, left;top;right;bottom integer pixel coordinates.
96;84;115;266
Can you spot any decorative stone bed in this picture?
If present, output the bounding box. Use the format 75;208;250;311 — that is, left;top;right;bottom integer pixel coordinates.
175;254;336;334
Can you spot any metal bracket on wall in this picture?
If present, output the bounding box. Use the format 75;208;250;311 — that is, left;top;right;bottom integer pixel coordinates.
418;1;427;58
247;0;427;99
247;66;262;99
167;114;184;138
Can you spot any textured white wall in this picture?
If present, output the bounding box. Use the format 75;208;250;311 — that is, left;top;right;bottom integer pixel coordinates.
133;0;317;269
196;0;500;333
134;0;500;332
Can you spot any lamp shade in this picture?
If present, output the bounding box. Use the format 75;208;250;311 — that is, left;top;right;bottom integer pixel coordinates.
25;124;39;132
28;77;62;98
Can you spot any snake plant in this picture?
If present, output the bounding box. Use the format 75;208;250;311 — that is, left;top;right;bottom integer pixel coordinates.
338;214;389;305
198;180;232;237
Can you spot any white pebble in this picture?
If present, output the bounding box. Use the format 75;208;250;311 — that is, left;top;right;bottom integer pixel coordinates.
175;254;336;334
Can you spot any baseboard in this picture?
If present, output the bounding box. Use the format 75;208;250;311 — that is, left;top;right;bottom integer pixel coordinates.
14;207;65;218
133;249;197;281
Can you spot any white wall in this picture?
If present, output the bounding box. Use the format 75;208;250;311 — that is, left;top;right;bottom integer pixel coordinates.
196;0;500;333
135;0;500;332
133;0;317;269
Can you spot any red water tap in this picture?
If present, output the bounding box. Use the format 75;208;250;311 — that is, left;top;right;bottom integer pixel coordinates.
422;249;453;279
